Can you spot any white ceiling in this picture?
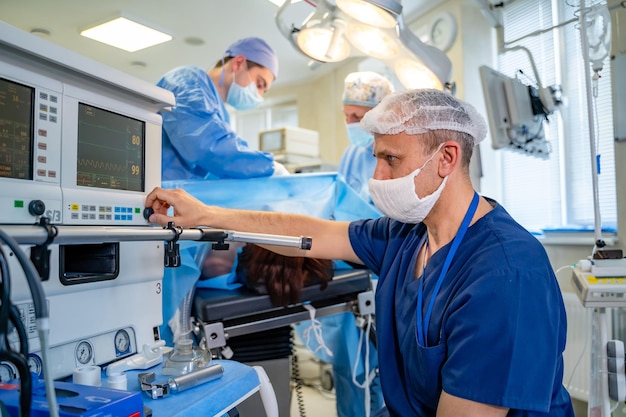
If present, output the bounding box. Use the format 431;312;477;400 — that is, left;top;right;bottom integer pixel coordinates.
0;0;438;88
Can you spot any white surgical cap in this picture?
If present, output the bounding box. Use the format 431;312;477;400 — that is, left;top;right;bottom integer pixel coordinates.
360;89;487;144
342;71;395;108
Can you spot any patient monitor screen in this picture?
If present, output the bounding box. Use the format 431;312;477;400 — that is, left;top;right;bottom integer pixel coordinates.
77;103;145;192
0;77;34;180
260;130;284;153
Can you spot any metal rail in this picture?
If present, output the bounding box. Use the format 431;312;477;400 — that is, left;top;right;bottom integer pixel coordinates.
0;225;312;250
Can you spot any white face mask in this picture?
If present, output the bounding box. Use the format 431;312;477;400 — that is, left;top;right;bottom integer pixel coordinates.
368;144;446;223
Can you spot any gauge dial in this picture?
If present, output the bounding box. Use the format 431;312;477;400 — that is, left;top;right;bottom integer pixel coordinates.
75;341;94;365
28;355;43;377
0;362;18;383
114;329;131;353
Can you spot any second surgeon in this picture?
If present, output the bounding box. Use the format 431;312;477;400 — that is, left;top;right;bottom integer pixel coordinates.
157;37;288;181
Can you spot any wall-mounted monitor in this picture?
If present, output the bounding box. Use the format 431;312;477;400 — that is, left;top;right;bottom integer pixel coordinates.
479;65;551;158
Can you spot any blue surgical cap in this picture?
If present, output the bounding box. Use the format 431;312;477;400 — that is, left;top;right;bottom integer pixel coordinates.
224;37;279;79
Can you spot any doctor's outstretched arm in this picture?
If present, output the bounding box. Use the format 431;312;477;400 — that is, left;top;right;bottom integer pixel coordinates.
145;187;360;262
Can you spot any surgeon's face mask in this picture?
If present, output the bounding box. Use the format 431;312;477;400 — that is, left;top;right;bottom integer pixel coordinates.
369;143;446;224
226;67;263;111
346;123;374;147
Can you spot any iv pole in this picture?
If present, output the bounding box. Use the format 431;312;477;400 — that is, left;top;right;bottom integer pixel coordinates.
578;1;610;416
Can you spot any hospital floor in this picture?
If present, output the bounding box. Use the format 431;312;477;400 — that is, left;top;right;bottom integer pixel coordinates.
290;342;338;417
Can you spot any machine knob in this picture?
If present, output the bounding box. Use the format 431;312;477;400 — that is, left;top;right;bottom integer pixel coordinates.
28;200;46;216
143;207;154;220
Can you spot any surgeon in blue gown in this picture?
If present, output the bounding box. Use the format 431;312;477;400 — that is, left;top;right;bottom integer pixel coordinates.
157;37;288;181
339;71;394;210
146;89;575;417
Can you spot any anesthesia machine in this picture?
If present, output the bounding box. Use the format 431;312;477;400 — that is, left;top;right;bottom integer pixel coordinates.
0;19;173;383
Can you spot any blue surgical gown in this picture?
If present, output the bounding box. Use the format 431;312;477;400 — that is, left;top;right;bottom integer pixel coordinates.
157;66;274;181
348;199;574;417
338;144;377;208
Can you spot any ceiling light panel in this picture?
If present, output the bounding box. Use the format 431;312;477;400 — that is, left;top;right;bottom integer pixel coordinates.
80;17;172;52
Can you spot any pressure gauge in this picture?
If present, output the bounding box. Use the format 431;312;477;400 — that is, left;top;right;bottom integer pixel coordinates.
0;362;18;383
75;340;94;365
114;329;131;353
28;354;43;377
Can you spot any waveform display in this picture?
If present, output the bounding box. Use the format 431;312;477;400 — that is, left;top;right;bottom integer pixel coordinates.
76;103;144;192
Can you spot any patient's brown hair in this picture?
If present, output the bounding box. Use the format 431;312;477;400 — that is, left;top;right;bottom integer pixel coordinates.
237;244;333;307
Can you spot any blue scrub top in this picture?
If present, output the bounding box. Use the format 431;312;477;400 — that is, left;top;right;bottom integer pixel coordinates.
348;199;574;417
157;66;274;181
338;143;377;208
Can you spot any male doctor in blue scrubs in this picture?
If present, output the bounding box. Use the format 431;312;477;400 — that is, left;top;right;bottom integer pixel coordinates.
145;89;575;417
157;37;288;181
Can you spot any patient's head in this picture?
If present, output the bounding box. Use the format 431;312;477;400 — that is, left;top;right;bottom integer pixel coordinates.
237;244;333;307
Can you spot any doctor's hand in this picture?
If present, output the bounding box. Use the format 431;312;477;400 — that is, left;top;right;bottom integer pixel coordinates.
144;187;208;228
272;161;290;176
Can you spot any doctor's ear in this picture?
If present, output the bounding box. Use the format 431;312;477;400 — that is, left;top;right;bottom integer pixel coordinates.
230;55;247;71
438;141;460;176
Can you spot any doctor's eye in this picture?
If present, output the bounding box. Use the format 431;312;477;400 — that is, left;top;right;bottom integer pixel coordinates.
385;155;398;164
257;77;267;93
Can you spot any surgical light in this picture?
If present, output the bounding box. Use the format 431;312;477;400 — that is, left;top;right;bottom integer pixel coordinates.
80;17;172;52
296;17;351;62
275;0;453;91
346;23;399;59
335;0;399;28
395;58;443;90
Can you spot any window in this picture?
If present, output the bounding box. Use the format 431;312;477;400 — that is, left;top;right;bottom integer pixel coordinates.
481;0;615;234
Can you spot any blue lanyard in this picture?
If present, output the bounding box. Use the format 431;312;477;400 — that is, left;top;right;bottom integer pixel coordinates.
416;192;479;347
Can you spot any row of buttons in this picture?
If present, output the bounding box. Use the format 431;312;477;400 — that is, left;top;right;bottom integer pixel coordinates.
39;103;58;114
115;207;135;213
70;212;135;221
39;113;58;123
39;91;58;103
79;205;136;213
36;169;57;178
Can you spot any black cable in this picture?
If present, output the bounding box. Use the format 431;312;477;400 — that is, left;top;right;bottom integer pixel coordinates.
10;305;28;356
0;229;48;320
291;347;307;417
0;246;12;351
0;245;31;417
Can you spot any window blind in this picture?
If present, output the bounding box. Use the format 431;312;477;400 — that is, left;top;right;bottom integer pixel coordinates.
496;0;615;233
